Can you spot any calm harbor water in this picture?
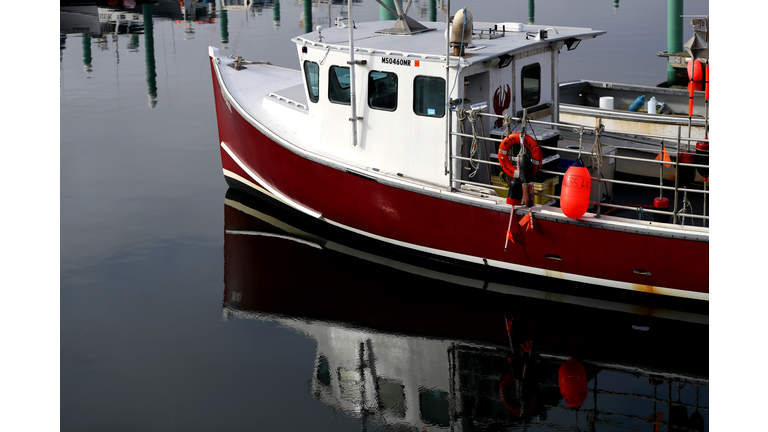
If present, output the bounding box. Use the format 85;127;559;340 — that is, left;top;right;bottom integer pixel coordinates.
49;0;730;430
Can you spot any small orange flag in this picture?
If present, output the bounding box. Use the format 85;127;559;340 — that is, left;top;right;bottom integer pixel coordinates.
506;230;514;243
655;145;672;168
519;212;532;231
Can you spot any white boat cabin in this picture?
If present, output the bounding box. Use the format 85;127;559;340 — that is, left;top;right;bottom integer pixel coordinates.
288;13;604;188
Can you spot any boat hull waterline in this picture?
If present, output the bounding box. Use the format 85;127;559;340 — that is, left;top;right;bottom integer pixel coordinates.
209;55;708;301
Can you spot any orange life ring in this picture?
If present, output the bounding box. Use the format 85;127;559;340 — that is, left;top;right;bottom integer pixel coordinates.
498;133;542;179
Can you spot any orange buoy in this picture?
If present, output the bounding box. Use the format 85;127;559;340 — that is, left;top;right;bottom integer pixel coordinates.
558;359;587;408
687;59;703;82
687;60;703;115
687;81;696;115
560;160;591;218
705;65;709;101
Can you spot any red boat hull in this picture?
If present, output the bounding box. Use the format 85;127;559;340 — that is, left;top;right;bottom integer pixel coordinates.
210;57;709;300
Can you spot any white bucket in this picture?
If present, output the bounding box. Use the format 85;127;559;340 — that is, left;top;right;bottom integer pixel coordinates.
599;96;614;110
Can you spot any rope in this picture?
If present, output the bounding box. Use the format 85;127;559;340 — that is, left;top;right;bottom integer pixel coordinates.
456;108;467;153
676;195;693;226
592;123;604;167
502;114;515;137
318;46;331;65
467;109;480;178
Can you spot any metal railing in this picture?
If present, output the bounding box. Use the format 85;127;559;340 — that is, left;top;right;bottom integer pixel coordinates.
448;108;710;226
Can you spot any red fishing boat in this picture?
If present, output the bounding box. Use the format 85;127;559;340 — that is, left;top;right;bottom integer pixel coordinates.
209;2;709;303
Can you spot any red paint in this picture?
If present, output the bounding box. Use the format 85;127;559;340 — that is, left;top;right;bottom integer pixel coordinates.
493;84;511;128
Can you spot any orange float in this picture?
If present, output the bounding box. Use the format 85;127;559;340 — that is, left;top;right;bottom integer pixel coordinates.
560;160;591;218
558;359;587;408
687;59;703;82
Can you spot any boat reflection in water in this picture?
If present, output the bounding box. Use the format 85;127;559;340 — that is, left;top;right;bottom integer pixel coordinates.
222;188;708;431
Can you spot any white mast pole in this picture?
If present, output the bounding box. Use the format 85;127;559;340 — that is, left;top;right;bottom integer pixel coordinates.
348;0;359;147
444;0;451;178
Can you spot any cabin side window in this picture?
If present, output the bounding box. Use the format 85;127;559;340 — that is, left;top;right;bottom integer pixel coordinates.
303;61;320;103
368;71;398;111
413;76;445;118
521;63;540;108
329;65;351;105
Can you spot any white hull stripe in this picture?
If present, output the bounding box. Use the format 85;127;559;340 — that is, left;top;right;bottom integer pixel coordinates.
221;142;322;219
225;229;323;249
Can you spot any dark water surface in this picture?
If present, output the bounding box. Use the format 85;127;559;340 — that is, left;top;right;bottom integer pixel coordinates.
51;0;729;430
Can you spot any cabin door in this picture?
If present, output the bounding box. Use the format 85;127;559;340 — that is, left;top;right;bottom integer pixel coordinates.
459;71;493;186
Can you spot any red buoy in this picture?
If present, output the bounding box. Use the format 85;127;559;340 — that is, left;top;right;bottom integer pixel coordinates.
560;160;591;219
558;359;587;408
695;141;709;178
653;197;669;223
678;150;696;188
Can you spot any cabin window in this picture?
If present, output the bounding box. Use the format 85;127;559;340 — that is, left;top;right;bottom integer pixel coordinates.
316;355;331;386
368;71;398;111
420;388;450;427
303;61;320;103
329;65;351;105
521;63;540;108
413;76;445;117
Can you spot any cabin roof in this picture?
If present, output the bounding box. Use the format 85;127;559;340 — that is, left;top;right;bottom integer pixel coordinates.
293;20;605;65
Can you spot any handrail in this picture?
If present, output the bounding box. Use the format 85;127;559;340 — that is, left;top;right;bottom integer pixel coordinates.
480;113;709;143
448;109;709;226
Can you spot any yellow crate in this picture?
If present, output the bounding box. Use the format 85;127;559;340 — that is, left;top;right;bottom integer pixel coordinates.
533;177;559;205
490;175;509;198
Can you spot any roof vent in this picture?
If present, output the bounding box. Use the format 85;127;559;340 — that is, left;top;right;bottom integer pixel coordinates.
450;8;474;53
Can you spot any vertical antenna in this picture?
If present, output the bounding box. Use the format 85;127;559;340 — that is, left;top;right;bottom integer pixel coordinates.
348;0;359;147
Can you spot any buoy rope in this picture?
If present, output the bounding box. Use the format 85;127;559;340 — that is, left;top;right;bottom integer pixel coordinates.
572;126;584;159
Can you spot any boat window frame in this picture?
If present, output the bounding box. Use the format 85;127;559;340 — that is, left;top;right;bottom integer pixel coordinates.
328;65;351;105
412;75;446;118
303;60;320;103
367;70;398;111
520;63;541;109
